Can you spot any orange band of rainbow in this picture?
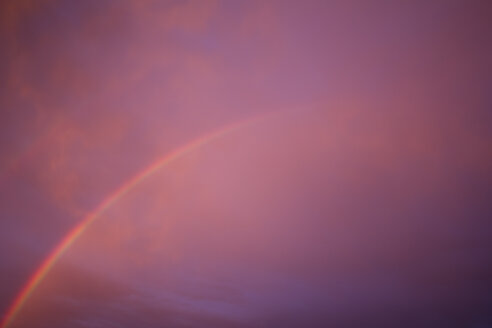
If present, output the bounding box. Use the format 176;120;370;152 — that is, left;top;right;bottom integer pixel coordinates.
1;115;265;328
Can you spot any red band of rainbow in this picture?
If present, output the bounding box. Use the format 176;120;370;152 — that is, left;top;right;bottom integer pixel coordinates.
1;114;266;328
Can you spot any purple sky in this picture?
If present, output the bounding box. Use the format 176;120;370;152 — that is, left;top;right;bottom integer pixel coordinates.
0;1;491;327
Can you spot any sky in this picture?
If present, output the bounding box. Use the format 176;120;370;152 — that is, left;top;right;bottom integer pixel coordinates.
0;0;491;327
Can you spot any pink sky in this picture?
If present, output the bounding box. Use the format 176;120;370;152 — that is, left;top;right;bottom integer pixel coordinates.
0;1;491;327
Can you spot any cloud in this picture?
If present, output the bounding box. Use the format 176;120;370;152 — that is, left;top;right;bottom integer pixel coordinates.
1;1;491;327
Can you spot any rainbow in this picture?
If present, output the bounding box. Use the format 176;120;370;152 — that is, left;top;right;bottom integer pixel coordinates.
1;115;266;328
